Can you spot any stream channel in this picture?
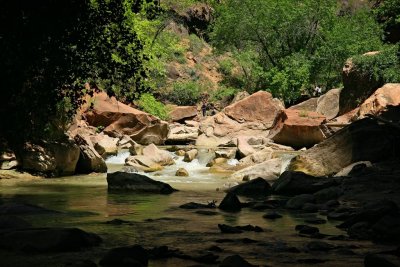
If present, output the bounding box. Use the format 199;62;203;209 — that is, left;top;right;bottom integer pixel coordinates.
0;147;388;266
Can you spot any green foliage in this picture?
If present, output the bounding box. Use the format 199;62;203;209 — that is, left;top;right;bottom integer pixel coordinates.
373;0;400;43
210;86;238;102
137;93;170;120
189;34;205;55
218;58;235;76
352;46;400;83
211;0;386;103
165;81;207;105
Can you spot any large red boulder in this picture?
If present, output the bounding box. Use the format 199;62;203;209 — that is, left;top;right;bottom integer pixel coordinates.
83;93;169;145
168;106;198;122
268;109;326;148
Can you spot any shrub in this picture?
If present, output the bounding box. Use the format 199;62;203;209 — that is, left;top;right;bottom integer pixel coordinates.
137;93;169;120
210;86;238;102
352;46;400;83
165;81;205;105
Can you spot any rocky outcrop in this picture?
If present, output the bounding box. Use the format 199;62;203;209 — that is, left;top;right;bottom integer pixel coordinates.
356;83;400;119
168;106;198;122
288;118;400;176
107;171;177;194
339;52;384;115
83;92;169;145
74;134;107;174
268;109;326;148
21;139;80;176
316;88;341;120
197;91;284;147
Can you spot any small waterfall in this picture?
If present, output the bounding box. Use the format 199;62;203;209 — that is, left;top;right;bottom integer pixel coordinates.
105;151;130;164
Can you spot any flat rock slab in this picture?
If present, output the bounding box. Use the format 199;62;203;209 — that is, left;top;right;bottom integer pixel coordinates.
107;171;177;194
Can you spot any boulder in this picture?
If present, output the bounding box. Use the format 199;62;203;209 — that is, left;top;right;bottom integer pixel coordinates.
356;83;400;119
99;245;148;267
220;255;255;267
0;228;102;252
176;168;189;176
142;144;174;166
238;147;274;166
286;194;315;210
0;216;31;229
1;160;19;170
364;254;399;267
313;187;342;204
288;118;399;176
118;135;137;149
268;109;326;148
236;136;256;159
83;92;169;145
183;149;198;162
175;150;186;156
197;91;284;147
168;106;198;122
339;53;384;115
107;171;177;194
125;155;163;172
215;148;237;159
316;88;341;120
21;139;80;176
229;158;282;182
0;203;58;215
334;161;372;177
227;177;271;197
272;171;332;196
74;134;107;174
289;97;319;111
218;192;241;212
94;134;119;156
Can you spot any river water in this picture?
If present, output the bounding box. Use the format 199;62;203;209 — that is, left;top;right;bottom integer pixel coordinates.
0;148;387;266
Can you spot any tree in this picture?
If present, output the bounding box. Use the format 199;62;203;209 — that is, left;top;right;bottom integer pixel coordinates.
0;0;151;145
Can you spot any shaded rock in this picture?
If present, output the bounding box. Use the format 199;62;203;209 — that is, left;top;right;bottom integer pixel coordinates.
175;149;186;156
107;171;177;194
118;135;137;149
1;160;18;170
220;254;256;267
364;253;399;267
207;157;228;167
184;149;198;162
168;106;198;122
334;161;372;177
316;88;341;120
0;203;58;215
231;91;250;104
339;54;384;115
295;225;320;235
84;92;169;145
176;168;189;176
218;224;243;234
227;177;271;197
196;210;218;216
21;139;80;176
0;228;102;252
313;187;342;204
268;109;326;148
180;202;216;209
272;171;331;196
371;214;400;243
263;211;282;219
0;216;31;229
288;118;399;176
305;218;327;225
302;203;321;213
99;245;148;267
286;194;315;210
289;97;318;112
74;134;107;174
64;260;97;267
306;241;335;251
218;192;241;212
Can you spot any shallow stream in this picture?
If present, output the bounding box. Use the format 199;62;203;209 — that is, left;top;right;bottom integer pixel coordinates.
0;148;389;266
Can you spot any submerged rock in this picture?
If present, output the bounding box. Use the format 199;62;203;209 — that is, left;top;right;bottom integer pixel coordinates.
220;255;256;267
175;168;189;176
0;228;102;252
107;171;177;194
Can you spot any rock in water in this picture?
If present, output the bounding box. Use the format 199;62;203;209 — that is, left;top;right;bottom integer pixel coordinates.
227;177;271;197
99;245;148;267
218;192;241;212
175;168;189;177
220;255;256;267
0;228;102;252
107;171;177;194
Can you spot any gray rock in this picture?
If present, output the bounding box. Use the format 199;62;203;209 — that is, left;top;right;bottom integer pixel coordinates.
99;245;148;267
107;172;177;194
286;194;315;210
220;255;256;267
218;192;241;212
227;177;271;197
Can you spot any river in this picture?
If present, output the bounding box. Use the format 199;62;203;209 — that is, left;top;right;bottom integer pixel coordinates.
0;148;386;266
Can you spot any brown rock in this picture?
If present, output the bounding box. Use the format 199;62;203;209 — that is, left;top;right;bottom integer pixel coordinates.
74;134;107;174
268;109;326;148
176;168;189;176
289;97;318;112
142;144;174;166
168;106;198;122
125;155;163;173
357;83;400;119
83;92;169;145
237;136;255;159
184;149;198;162
224;91;283;126
316;88;341;120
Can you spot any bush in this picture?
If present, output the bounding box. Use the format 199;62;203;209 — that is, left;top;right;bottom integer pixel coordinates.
165;81;206;105
137;93;169;120
210;86;238;102
352;46;400;83
218;58;235;76
189;34;205;55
